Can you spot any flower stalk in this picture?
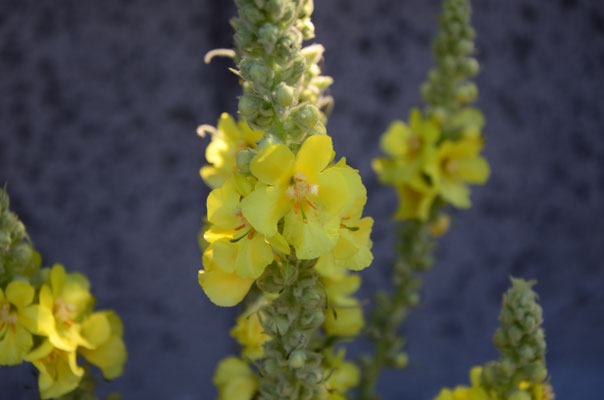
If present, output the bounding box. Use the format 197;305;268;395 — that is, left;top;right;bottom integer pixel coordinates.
361;0;487;398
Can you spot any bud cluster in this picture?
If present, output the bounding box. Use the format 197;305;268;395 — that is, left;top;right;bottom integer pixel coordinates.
256;259;326;399
232;0;330;143
480;278;550;399
421;0;480;124
0;189;39;286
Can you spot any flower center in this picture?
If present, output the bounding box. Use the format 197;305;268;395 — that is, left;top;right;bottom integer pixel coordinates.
444;158;460;176
231;209;255;241
0;303;18;335
407;136;423;157
54;298;75;327
286;172;319;223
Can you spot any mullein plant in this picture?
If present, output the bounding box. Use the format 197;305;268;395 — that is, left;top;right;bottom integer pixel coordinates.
361;0;490;397
434;278;554;400
0;188;127;399
197;1;372;399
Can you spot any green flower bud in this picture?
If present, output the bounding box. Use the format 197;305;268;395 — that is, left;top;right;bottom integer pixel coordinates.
288;350;307;369
264;358;280;375
238;94;264;119
303;368;322;385
392;352;408;368
292;104;320;131
240;4;265;25
264;0;288;21
236;149;256;174
258;22;280;53
274;82;295;107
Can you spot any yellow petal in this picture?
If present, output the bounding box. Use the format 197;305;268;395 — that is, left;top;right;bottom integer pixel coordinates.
217;113;240;141
380;120;410;157
440;179;471;209
240;183;289;238
6;280;35;309
395;183;437;221
199;248;254;307
283;210;340;260
456;156;490;184
324;300;364;336
212;238;238;273
294;135;333;182
50;264;66;296
24;339;54;362
318;166;366;216
207;179;242;229
238;119;264;143
234;233;274;279
80;312;112;349
250;144;295;186
0;324;33;366
267;232;291;255
21;304;55;336
200;165;231;189
79;335;127;380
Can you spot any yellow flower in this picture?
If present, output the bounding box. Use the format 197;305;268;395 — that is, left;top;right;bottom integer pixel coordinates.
230;299;269;361
394;176;438;221
205;175;287;280
201;113;265;189
0;280;36;365
199;246;255;307
241;135;361;260
425;138;490;209
322;272;364;336
79;311;127;380
373;109;440;185
320;349;360;400
26;265;95;352
25;340;84;399
213;356;258;400
434;367;492;400
315;158;374;274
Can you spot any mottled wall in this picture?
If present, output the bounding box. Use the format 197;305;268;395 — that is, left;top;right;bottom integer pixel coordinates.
1;0;603;399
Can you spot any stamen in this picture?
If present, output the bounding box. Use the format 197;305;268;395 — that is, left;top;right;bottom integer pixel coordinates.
295;201;300;215
247;229;255;240
234;223;247;231
300;205;308;224
231;230;252;243
306;200;318;210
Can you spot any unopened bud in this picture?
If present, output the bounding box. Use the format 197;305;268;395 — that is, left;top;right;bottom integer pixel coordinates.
274;83;295;107
288;350;307;369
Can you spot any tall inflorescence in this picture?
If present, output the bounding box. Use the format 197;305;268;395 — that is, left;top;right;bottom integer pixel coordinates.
198;1;372;399
361;0;489;398
434;278;554;400
0;188;127;400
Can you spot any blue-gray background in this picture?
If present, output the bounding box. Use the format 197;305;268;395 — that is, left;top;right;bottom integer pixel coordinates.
1;0;602;399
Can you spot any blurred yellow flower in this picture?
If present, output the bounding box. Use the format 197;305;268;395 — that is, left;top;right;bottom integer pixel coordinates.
213;356;258;400
0;280;36;365
201;113;265;189
425;138;490;209
79;311;127;380
322;273;364;336
27;265;95;352
25;340;84;399
230;299;269;361
373;109;440;185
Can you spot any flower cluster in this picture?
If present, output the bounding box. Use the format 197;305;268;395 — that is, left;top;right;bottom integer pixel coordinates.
373;107;489;221
0;190;126;399
199;122;372;307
